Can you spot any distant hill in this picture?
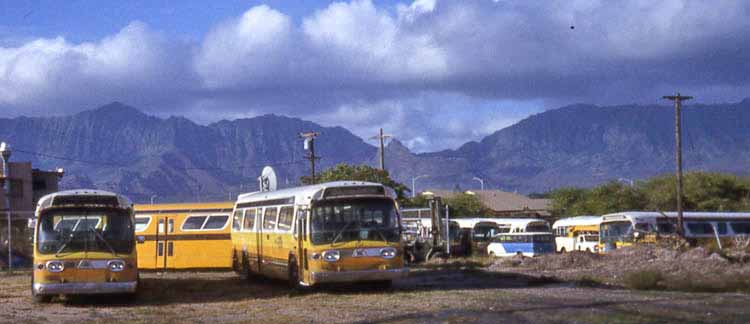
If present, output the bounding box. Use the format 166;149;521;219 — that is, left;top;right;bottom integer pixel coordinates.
2;100;749;201
387;100;750;193
0;102;376;202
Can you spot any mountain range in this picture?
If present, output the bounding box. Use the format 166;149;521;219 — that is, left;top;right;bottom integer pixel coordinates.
1;100;749;202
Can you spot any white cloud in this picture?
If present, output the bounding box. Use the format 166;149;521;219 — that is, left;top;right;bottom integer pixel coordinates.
195;5;294;89
1;0;750;152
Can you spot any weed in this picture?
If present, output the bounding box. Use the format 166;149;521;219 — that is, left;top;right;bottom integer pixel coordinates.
623;269;665;290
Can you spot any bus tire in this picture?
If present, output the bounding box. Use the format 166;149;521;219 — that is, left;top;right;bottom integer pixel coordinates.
288;256;304;291
239;254;251;281
586;248;591;253
560;247;566;253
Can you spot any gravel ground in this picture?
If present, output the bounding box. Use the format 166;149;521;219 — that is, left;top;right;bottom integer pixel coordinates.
1;266;750;324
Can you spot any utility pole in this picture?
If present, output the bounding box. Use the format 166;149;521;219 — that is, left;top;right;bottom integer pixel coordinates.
370;128;392;171
662;93;693;238
300;132;320;184
1;142;12;275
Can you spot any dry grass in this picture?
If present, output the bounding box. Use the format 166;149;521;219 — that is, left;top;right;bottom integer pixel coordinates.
3;266;750;323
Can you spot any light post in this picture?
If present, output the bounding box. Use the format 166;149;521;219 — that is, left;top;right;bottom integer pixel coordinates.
617;178;634;187
150;195;157;205
1;142;12;274
411;175;428;198
472;176;484;191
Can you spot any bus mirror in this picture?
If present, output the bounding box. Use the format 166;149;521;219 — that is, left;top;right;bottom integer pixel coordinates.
633;231;641;240
27;218;36;229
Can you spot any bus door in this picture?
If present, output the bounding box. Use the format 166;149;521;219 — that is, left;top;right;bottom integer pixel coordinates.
295;208;307;280
155;215;176;271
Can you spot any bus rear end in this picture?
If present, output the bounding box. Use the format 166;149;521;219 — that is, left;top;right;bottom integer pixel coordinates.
31;190;137;302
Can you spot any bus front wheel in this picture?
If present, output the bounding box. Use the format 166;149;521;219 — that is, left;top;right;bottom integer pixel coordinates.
288;256;305;291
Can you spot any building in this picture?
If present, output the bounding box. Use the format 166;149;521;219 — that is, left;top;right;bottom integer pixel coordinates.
0;162;63;220
1;161;62;265
421;189;552;218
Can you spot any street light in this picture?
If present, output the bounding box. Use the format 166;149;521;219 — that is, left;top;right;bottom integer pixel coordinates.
1;142;12;274
411;175;428;198
472;176;484;191
617;178;634;187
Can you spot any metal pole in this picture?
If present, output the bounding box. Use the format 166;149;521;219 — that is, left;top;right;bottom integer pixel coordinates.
150;195;157;204
473;177;484;191
1;142;12;274
445;204;450;256
411;175;427;198
379;128;385;171
663;93;692;238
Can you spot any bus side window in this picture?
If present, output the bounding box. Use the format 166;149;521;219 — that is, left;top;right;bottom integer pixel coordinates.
243;209;255;231
232;210;243;231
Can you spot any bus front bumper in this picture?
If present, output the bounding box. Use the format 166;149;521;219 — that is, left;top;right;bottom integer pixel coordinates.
33;281;137;295
310;268;408;284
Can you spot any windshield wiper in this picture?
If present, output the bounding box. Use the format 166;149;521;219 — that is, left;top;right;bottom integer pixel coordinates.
88;227;117;256
55;232;77;256
332;221;355;245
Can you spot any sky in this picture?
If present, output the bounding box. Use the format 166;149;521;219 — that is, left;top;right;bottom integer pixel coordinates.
1;0;749;152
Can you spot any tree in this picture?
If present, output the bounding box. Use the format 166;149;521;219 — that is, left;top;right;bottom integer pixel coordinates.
444;193;489;217
300;163;410;202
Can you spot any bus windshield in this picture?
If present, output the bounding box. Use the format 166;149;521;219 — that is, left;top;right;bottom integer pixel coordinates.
311;198;400;245
473;223;500;242
600;221;633;243
37;208;134;255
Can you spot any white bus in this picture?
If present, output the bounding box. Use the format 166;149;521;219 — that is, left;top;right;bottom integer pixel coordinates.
599;211;750;252
552;216;601;253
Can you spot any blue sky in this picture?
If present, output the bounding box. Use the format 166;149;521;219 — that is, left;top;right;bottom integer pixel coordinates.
1;0;749;152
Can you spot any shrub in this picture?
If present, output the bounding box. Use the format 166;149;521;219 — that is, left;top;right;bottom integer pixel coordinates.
624;269;665;290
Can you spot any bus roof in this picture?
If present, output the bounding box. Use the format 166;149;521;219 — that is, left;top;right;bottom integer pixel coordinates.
552;216;602;228
134;201;234;214
36;189;132;214
452;217;548;229
602;211;750;222
235;181;396;207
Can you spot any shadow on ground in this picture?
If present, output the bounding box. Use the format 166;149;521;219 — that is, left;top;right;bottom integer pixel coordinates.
60;265;565;307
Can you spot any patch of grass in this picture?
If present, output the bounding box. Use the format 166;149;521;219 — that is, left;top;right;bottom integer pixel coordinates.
575;275;603;288
623;269;665;291
668;273;750;293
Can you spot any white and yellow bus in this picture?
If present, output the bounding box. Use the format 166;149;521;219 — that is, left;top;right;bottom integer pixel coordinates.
599;211;750;252
552;216;601;253
31;190;138;302
231;181;407;288
134;202;234;270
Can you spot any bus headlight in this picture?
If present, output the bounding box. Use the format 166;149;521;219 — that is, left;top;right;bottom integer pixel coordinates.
108;260;126;272
322;250;340;262
46;260;65;273
380;247;397;259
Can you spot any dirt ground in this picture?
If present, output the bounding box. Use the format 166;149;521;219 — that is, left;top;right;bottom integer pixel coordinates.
2;264;750;324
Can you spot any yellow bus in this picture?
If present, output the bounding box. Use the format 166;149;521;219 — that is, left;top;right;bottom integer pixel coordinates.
552;216;601;253
231;181;407;288
31;190;138;302
134;202;234;270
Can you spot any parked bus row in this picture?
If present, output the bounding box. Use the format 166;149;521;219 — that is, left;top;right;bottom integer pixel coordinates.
28;179;408;302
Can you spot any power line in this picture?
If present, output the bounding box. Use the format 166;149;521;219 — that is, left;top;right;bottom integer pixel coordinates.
13;147;306;172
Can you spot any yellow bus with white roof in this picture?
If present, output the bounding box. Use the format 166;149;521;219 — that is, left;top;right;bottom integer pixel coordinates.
231;180;407;288
31;190;137;302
